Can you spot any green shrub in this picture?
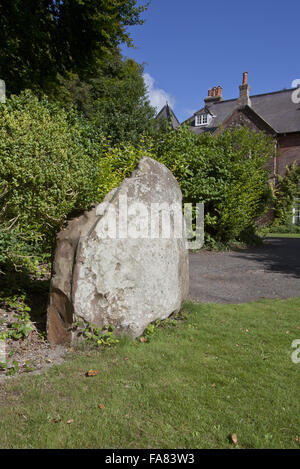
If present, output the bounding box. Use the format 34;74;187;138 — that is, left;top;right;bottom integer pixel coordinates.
0;90;276;274
0;225;45;273
98;126;274;246
267;224;300;234
0;91;102;271
153;126;274;244
98;139;154;200
272;164;300;225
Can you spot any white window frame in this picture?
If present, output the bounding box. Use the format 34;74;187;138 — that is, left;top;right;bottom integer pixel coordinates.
195;114;208;126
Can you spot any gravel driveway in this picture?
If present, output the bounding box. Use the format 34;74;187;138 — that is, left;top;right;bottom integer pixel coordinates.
189;237;300;303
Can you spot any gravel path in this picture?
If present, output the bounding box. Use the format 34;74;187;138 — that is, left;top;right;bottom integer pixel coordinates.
189;237;300;303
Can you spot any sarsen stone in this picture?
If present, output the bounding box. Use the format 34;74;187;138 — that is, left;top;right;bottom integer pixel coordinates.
47;157;189;344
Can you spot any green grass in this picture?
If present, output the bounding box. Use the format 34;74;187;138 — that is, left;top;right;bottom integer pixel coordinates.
265;233;300;238
1;298;300;449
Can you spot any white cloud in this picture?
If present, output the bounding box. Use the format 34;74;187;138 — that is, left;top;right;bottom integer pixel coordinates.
143;73;175;113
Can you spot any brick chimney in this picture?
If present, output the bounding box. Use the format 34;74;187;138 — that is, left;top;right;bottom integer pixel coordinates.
238;72;251;108
205;85;223;104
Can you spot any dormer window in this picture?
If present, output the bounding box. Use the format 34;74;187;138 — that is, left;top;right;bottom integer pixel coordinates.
195;113;208;126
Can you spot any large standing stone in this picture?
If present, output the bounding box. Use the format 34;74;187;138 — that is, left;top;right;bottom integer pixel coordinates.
47;157;189;345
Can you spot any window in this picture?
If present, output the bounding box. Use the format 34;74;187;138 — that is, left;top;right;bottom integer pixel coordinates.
195;114;208;126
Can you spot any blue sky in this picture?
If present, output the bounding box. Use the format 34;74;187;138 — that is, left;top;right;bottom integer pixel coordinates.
122;0;300;122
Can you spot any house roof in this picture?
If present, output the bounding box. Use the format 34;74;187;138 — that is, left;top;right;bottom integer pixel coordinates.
156;103;180;129
214;104;278;136
184;88;300;135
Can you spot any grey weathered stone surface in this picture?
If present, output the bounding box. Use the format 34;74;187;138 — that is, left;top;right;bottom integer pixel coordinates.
47;206;98;345
0;79;5;104
47;157;189;345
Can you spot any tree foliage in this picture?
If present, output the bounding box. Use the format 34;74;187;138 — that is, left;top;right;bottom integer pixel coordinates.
98;138;152;200
57;54;157;146
154;126;274;244
0;91;102;270
97;126;274;245
273;164;300;225
0;0;149;95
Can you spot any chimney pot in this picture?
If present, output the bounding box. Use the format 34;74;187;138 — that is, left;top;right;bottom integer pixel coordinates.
204;84;224;104
238;72;251;108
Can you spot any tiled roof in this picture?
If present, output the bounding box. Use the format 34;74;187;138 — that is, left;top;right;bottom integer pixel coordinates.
156;103;180;129
185;88;300;134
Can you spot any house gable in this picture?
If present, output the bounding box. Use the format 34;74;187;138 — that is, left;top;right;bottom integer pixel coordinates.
156;103;180;130
213;105;276;136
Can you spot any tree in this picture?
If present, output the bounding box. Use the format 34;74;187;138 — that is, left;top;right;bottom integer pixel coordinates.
273;164;300;225
88;56;157;146
56;52;157;146
0;90;102;271
96;125;275;245
0;0;149;95
152;125;274;244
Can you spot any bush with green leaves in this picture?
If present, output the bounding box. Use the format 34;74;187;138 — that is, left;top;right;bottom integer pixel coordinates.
0;89;276;274
272;164;300;226
72;321;119;347
0;90;102;271
0;293;34;342
266;224;300;234
98;138;154;200
153;125;274;244
99;126;274;245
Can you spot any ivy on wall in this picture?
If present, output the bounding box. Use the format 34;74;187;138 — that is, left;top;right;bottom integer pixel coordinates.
273;164;300;225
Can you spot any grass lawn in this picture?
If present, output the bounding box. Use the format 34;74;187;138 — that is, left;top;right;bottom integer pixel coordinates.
265;233;300;239
0;298;299;449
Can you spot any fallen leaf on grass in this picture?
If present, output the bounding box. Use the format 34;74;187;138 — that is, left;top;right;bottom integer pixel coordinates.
98;404;105;409
67;419;74;424
231;433;238;445
139;337;147;343
86;370;100;377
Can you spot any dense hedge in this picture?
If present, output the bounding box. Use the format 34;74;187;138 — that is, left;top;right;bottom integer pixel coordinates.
0;93;275;272
0;91;102;271
98;126;274;246
155;126;274;244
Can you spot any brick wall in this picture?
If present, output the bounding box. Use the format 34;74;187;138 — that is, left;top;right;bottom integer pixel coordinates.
277;133;300;177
